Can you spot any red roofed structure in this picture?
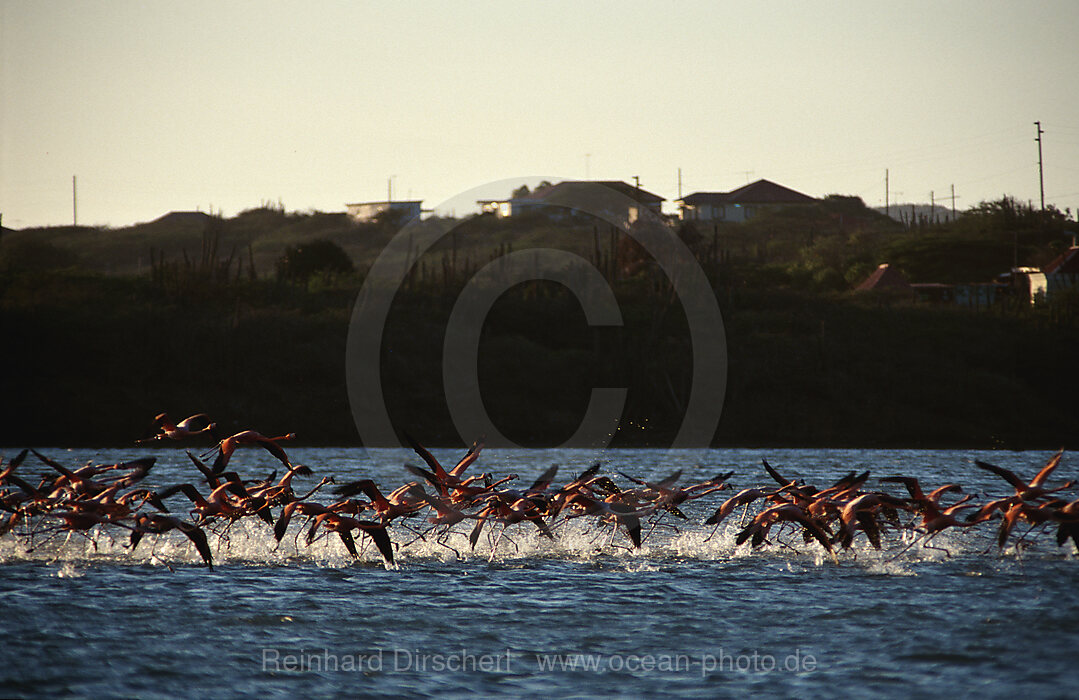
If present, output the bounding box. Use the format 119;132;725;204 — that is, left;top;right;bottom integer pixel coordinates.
1044;246;1079;275
855;263;911;292
1045;245;1079;295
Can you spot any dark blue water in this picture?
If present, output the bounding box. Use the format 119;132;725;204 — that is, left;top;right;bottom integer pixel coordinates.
1;448;1076;698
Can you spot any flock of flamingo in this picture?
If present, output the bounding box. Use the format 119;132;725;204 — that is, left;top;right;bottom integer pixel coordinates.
1;412;1076;570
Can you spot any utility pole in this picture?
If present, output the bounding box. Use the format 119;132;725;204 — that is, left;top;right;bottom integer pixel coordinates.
677;167;682;200
632;175;641;223
1034;121;1045;211
72;175;77;226
885;169;889;216
930;190;935;225
936;186;959;221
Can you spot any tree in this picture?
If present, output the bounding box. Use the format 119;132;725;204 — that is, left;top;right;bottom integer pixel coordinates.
275;239;354;282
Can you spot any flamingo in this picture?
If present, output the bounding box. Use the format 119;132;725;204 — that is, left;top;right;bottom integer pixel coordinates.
974;450;1072;501
130;513;214;570
735;503;834;553
138;413;217;443
210;430;296;473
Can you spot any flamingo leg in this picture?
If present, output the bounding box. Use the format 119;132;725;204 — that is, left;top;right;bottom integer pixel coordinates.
921;533;952;558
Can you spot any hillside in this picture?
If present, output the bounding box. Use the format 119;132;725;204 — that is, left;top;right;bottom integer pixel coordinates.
1;194;1077;448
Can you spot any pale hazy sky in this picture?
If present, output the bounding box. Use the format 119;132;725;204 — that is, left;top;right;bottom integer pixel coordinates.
3;1;1078;228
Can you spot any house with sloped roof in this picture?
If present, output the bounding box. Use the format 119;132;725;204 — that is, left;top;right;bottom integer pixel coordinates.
478;180;665;225
855;263;911;292
151;211;213;226
857;261;1017;307
677;179;816;223
1044;245;1079;294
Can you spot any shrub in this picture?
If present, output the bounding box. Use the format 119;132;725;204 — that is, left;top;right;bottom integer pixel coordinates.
276;239;354;282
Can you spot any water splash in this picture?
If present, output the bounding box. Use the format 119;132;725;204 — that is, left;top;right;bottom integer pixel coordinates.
0;514;1071;573
55;561;83;578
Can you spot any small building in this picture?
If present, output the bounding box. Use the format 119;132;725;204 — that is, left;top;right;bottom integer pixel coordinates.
910;282;954;304
578;180;664;219
150;211;213;226
477;180;664;225
477;199;512;217
861;263;1010;307
855;263;911;292
910;281;1010;307
1044;245;1079;295
346;200;423;223
678;179;816;223
476;191;550;219
1000;267;1048;305
953;282;1004;308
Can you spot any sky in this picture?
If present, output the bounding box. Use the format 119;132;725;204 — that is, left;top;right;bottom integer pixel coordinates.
2;0;1079;229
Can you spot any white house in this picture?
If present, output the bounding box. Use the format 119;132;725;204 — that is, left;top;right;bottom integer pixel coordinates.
678;179;816;223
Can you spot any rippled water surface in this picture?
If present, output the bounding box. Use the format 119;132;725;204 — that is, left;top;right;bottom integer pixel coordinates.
1;447;1076;698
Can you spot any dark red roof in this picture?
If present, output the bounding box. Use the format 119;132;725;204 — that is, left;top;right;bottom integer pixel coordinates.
1044;246;1079;275
856;263;911;291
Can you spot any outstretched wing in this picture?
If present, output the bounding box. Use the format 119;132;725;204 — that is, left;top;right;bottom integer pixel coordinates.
1030;449;1065;488
361;522;395;566
404;434;447;480
973;460;1027;491
177;521;214;570
529;465;559;492
761;459;791;487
